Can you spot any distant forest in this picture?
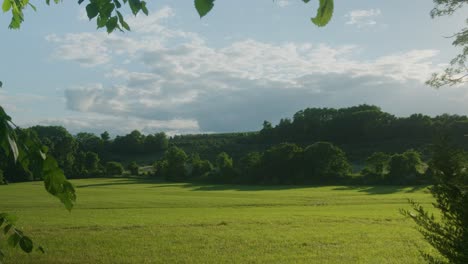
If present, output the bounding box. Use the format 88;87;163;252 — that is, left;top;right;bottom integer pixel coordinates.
1;104;467;185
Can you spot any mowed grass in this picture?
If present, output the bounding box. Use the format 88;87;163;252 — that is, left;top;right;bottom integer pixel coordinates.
0;178;436;263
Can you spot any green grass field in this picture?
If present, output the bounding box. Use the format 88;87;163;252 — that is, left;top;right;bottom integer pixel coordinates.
0;178;436;263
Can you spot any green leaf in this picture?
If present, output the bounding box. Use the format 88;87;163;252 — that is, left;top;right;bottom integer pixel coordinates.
140;1;148;16
27;2;36;11
7;233;20;247
3;224;12;234
37;246;45;254
116;11;130;31
106;16;118;33
311;0;333;27
128;0;141;15
43;156;76;211
19;236;33;253
194;0;214;18
2;0;11;12
97;15;107;28
7;135;18;162
85;3;99;19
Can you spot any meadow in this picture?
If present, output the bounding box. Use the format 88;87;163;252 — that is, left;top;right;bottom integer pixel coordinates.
0;178;436;263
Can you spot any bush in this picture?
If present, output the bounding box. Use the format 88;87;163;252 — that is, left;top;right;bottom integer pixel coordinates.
106;161;124;176
162;147;189;182
127;161;139;176
402;139;468;263
387;150;425;185
303;142;351;183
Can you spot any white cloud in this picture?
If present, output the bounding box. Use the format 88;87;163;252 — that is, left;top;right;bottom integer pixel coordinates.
276;0;291;8
43;6;468;134
345;9;382;27
30;114;200;136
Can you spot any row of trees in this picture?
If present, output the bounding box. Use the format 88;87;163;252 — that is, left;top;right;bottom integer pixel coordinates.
152;142;428;186
0;125;165;182
260;105;468;145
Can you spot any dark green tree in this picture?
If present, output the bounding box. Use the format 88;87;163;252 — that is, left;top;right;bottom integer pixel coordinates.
238;152;263;184
402;139;468;263
303;142;351;183
106;161;124;176
214;152;235;182
127;161;139;176
161;147;189;182
387;150;425;185
261;143;303;184
189;153;213;179
362;152;390;184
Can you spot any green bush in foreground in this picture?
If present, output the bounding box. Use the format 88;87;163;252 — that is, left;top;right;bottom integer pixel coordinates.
402;140;468;263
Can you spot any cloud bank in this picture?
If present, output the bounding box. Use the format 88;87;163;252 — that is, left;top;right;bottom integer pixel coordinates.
42;7;467;135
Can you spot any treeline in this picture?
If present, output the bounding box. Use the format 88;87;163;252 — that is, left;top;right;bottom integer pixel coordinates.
1;104;466;185
0;126;169;183
167;105;468;162
258;105;468;157
150;142;429;186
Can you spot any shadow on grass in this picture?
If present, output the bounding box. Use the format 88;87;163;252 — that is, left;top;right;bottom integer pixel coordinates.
76;177;429;194
332;185;428;195
76;177;164;188
177;183;310;192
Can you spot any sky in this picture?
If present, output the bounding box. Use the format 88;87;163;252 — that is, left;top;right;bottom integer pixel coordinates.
0;0;467;136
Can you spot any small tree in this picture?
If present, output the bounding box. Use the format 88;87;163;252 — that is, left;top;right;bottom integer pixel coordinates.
214;152;235;183
303;142;351;184
127;161;139;176
163;147;189;182
387;150;425;185
106;161;124;176
362;152;390;184
190;154;213;179
401;139;468;263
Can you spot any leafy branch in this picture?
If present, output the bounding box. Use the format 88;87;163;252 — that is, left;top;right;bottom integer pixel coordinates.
1;0;335;32
426;0;468;88
0;102;76;259
0;213;44;263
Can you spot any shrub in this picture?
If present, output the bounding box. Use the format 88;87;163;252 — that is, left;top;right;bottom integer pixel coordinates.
106;161;124;176
127;161;139;176
303;142;351;183
402;139;468;263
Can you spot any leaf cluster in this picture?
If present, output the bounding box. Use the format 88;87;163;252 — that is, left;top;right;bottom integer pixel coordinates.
2;0;335;31
401;139;468;263
0;213;44;263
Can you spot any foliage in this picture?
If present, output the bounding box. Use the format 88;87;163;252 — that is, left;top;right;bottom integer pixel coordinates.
160;147;189;182
401;139;468;263
0;106;76;260
0;213;44;259
387;150;425;185
189;154;213;179
1;0;334;31
260;143;304;184
105;161;124;176
237;152;263;184
127;161;139;175
426;0;468;88
362;152;390;184
303;142;351;183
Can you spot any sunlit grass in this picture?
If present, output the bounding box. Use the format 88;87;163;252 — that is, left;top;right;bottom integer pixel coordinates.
0;178;435;263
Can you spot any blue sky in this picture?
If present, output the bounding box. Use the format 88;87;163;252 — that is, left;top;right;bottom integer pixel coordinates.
0;0;467;136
